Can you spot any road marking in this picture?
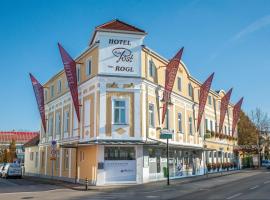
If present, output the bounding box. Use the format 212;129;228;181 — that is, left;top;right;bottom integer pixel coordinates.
250;185;259;190
264;180;270;184
226;193;242;199
145;196;160;199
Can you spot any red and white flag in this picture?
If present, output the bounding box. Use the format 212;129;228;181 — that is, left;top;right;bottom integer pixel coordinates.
219;88;233;134
232;97;244;136
161;47;184;124
29;73;46;132
58;43;80;122
197;73;215;131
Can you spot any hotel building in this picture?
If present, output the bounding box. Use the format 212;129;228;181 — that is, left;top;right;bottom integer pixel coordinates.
26;19;238;185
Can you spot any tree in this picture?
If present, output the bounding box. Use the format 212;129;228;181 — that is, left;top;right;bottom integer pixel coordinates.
250;108;270;164
8;139;17;163
238;111;257;146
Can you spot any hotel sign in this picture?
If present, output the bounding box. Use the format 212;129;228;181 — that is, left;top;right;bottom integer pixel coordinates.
98;33;144;76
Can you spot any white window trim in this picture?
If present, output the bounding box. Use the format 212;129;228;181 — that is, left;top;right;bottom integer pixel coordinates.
86;57;92;77
177;76;182;92
149;102;155;128
76;64;81;83
111;97;129;125
57;79;62;94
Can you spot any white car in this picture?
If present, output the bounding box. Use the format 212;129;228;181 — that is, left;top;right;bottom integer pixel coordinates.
0;163;4;177
1;163;22;178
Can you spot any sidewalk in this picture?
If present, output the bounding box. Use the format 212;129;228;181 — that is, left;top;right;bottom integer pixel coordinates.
23;169;250;191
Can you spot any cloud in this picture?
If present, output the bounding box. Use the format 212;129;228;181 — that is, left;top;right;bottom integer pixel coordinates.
206;15;270;63
232;15;270;41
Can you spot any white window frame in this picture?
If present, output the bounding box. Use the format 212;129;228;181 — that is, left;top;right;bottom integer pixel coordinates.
149;103;155;128
64;110;70;133
86;58;92;77
177;77;182;91
112;98;129;125
55;112;61;135
76;64;81;83
50;85;54;98
48;115;54;136
189;117;193;135
208;95;212;105
177;112;183;133
148;60;155;78
57;79;62;94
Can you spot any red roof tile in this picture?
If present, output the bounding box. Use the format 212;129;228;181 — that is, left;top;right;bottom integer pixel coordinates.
0;131;39;144
96;19;145;33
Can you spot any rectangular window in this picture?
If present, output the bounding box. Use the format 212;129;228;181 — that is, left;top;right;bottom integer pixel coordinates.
44;90;48;101
149;103;155;128
205;118;209;131
86;59;92;76
55;112;61;135
57;80;62;94
50;85;54;98
188;83;193;98
189;117;193;135
104;147;135;160
178;113;183;133
64;150;69;170
113;100;126;124
64;110;70;133
148;60;155;77
210;120;213;131
48;115;54;136
30;152;34;161
76;64;81;83
177;77;182;91
35;152;38;168
224;125;227;135
208;95;212;105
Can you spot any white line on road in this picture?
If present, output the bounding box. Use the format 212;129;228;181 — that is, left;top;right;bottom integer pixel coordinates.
145;196;160;199
249;185;259;190
226;193;242;199
264;180;270;184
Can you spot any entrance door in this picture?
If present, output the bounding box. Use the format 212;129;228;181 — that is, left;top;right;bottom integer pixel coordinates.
104;147;136;183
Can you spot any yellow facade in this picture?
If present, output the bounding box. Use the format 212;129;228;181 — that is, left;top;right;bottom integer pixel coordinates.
26;19;239;185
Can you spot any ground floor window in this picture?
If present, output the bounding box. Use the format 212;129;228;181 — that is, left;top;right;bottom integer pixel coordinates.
104;147;135;160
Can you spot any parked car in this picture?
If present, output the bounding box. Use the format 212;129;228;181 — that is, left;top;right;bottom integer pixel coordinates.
0;163;5;177
1;163;22;178
262;160;270;167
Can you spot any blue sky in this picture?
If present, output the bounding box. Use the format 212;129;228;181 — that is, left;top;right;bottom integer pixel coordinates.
0;0;270;131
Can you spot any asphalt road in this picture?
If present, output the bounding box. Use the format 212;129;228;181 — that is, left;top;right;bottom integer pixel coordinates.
0;170;269;200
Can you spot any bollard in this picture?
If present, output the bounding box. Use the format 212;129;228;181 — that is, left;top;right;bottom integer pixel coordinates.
85;177;89;191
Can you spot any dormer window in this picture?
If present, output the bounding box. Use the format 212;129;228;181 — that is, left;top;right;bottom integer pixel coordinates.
57;80;62;94
50;85;54;98
177;77;182;91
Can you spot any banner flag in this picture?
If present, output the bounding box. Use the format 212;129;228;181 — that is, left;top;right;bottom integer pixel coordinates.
197;73;215;131
161;47;184;124
58;43;80;122
232;97;244;136
219;88;233;134
29;73;46;132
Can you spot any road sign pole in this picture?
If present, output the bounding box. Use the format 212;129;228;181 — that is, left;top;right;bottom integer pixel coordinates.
167;137;170;186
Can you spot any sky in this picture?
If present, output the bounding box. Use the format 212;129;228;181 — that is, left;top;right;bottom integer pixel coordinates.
0;0;270;131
